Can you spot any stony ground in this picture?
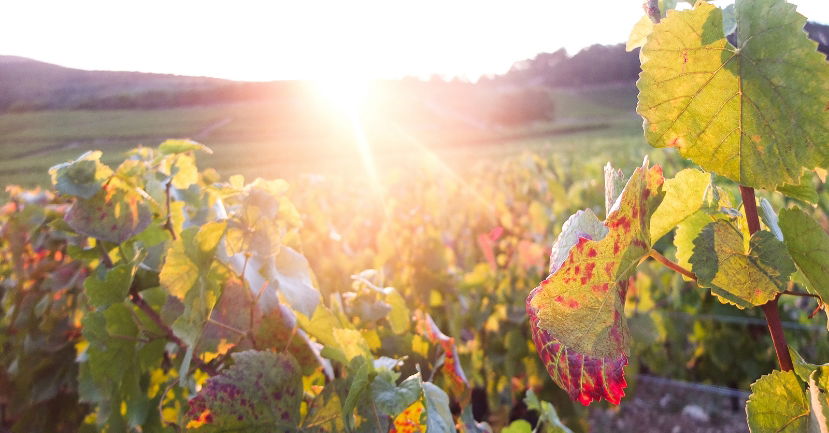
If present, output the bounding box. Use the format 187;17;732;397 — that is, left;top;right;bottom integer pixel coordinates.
588;378;749;433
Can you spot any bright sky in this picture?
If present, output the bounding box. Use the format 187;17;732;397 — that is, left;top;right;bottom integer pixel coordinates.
1;0;828;81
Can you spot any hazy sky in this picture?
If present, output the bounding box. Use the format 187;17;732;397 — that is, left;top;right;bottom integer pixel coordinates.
1;0;828;81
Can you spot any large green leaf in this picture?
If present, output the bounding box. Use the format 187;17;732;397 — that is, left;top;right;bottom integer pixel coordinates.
65;186;151;243
49;151;113;199
637;0;829;190
691;221;795;308
423;382;457;433
746;370;810;433
674;210;712;281
650;168;710;243
527;159;664;405
779;207;829;304
186;351;301;432
84;264;134;309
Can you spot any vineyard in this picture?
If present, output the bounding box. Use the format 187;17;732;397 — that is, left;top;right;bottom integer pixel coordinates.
3;0;829;432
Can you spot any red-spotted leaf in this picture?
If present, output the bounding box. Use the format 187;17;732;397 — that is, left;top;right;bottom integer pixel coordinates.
186;350;301;432
65;185;151;243
415;310;468;396
527;158;663;406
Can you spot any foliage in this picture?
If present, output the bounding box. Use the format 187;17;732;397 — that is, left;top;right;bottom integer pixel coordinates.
524;0;829;431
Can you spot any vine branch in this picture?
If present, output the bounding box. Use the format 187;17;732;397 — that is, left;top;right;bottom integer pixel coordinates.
129;287;218;376
740;185;794;372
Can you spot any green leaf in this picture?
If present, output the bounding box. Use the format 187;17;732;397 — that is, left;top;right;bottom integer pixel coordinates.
779;208;829;304
185;350;301;432
502;420;533;433
371;373;422;417
674;210;712;281
159;233;199;299
524;390;573;433
158;139;212;155
343;358;371;431
65;187;151;243
650;168;710;243
626;15;654;52
637;0;829;190
527;159;663;405
171;154;199;190
49;151;113;199
302;384;345;432
691;221;795;308
272;246;320;318
778;173;819;204
386;288;411;335
423;382;457;433
746;370;810;433
84;264;134;309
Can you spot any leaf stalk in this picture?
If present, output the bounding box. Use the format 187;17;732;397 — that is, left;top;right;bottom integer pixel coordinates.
740;185;794;372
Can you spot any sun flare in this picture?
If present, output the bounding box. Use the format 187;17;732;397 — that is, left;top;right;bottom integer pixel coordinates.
312;77;370;116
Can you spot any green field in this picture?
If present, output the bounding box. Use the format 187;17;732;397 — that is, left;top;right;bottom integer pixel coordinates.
0;84;645;188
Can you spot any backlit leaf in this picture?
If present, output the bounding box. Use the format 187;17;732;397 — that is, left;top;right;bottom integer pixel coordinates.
159;139;212;155
626;15;654;52
186;351;301;432
746;370;809;433
527;159;664;405
49;151;113;199
65;186;151;243
691;221;795;308
637;0;829;190
272;246;320;317
779;207;829;304
650;168;710;243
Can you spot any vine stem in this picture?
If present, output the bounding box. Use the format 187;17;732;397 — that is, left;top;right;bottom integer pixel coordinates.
740;185;794;372
649;249;697;281
129;288;218;376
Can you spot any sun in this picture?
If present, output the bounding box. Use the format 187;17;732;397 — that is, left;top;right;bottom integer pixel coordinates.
312;77;370;117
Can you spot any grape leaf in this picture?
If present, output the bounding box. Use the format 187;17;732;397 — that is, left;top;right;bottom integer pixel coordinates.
779;207;829;304
84;264;134;309
524;389;574;433
371;373;422;418
159;139;212;155
391;400;426;433
423;382;457;433
527;159;664;405
271;245;321;318
626;15;654;52
604;162;626;218
186;351;301;432
691;221;795;308
674;210;712;281
65;186;151;243
778;173;819;205
650;168;710;243
49;151;113;199
637;0;829;190
746;370;810;433
415;311;469;395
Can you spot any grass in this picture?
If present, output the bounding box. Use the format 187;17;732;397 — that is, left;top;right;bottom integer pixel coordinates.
0;84;644;188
